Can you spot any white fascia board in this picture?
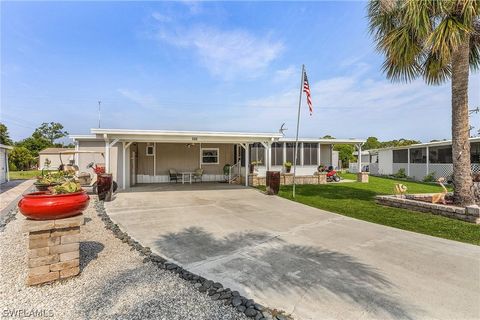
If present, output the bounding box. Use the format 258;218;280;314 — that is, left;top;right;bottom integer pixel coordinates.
89;128;282;143
368;136;480;152
69;135;98;141
279;138;365;144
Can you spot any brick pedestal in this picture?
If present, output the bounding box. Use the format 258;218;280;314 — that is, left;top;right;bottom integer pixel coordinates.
23;214;84;285
317;173;327;184
357;172;369;183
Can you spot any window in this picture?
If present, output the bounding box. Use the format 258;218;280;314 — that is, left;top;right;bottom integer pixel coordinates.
410;148;426;163
471;142;480;163
285;143;301;165
249;143;265;165
303;143;318;165
201;148;219;164
146;145;155;156
429;146;452;164
272;142;284;166
393;149;408;163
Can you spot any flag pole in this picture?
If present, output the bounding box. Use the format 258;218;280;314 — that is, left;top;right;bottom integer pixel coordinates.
293;64;305;198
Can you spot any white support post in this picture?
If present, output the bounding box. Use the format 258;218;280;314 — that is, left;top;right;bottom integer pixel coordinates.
426;146;429;176
357;143;362;173
245;143;249;186
407;148;411;176
74;141;79;166
282;142;286;166
122;142;126;190
199;143;202;168
300;142;304;166
267;142;271;171
105;140;110;173
318;143;321;166
153;142;157;177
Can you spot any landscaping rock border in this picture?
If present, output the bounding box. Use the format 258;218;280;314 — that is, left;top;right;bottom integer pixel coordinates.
375;195;480;224
94;199;292;320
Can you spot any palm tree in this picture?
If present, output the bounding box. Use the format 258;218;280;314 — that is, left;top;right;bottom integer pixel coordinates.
368;0;480;206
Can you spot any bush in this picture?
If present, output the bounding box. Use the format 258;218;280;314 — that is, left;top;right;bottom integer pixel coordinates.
8;162;17;171
394;168;407;179
423;172;436;182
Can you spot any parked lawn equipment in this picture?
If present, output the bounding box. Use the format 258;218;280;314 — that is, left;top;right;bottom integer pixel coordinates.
319;165;341;182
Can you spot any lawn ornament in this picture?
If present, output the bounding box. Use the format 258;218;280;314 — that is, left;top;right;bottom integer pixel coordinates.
394;183;408;198
431;177;448;204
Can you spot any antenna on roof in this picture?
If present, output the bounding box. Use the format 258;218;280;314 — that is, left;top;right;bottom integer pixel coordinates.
98;101;101;128
279;123;288;137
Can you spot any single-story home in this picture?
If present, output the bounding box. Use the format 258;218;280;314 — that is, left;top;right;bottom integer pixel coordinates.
38;148;75;170
356;137;480;181
0;144;13;184
70;128;365;189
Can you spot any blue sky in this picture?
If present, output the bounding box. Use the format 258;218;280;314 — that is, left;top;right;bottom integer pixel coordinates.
1;1;479;142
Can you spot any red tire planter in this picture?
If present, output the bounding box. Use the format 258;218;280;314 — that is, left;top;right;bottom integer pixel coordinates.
18;191;90;220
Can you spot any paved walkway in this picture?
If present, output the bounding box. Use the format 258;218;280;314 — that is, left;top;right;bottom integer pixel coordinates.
105;184;480;320
0;180;34;216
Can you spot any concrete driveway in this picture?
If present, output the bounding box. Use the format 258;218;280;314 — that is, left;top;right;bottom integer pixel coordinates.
105;184;480;320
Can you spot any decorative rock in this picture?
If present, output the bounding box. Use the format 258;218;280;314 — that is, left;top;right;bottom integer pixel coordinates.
198;286;208;293
203;280;213;289
220;291;232;299
208;289;217;296
246;299;254;308
254;303;265;311
213;282;223;289
194;282;202;289
232;297;242;307
232;291;240;297
245;307;258;317
237;305;246;312
211;293;221;300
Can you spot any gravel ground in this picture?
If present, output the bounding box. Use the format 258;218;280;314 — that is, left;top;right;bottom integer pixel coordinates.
0;197;250;320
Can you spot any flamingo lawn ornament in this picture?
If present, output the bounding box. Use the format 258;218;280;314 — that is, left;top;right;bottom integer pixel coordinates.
431;177;448;204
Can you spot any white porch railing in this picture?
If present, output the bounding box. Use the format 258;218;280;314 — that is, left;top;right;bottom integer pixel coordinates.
228;161;241;184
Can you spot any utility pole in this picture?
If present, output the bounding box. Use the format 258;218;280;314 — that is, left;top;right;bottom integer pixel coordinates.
98;101;101;128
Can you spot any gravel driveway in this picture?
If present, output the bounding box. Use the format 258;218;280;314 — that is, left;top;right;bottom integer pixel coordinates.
0;198;249;320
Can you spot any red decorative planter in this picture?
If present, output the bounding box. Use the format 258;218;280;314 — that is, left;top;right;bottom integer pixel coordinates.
18;191;90;220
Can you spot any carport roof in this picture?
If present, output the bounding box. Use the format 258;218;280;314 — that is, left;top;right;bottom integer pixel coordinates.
71;128;283;144
70;128;365;144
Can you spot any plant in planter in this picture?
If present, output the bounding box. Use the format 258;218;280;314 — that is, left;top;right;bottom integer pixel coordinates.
317;164;326;173
34;171;72;191
223;164;231;181
284;161;292;173
18;179;89;220
250;161;262;174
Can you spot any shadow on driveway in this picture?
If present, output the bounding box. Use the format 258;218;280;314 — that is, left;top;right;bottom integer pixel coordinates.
155;227;421;319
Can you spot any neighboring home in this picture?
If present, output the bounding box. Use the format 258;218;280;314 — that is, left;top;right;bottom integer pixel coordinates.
0;144;13;184
351;150;373;172
358;137;480;181
70;128;364;189
38;148;75;170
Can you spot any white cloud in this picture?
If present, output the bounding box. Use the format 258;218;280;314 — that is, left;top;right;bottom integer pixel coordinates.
152;12;172;23
117;88;160;110
274;66;297;83
243;66;480;141
156;25;284;79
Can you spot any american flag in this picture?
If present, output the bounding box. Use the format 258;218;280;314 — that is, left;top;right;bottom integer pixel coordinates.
303;70;313;115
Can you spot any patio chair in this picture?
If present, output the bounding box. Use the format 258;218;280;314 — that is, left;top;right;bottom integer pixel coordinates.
169;169;181;183
193;168;204;183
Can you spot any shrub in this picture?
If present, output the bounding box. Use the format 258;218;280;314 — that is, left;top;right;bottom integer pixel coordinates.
423;172;436;182
394;168;407;179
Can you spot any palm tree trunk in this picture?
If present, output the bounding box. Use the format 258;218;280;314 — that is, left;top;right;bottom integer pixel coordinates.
451;38;475;206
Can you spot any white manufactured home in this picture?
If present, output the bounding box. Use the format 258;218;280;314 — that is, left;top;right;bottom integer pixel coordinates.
0;144;13;184
358;137;480;181
71;128;364;189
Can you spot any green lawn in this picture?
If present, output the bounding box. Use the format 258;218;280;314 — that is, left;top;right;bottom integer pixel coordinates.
9;170;42;180
267;173;479;245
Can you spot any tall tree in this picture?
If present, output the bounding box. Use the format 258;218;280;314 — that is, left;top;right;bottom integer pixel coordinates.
363;136;382;150
34;122;69;144
368;0;480;206
0;123;13;145
9;146;35;171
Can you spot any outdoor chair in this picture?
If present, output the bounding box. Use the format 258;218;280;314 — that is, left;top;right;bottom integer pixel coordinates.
169;169;181;183
193;168;204;183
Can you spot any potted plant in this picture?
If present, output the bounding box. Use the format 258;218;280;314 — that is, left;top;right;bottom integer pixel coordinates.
18;179;89;220
34;171;71;191
317;164;326;173
284;161;292;173
250;161;262;174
